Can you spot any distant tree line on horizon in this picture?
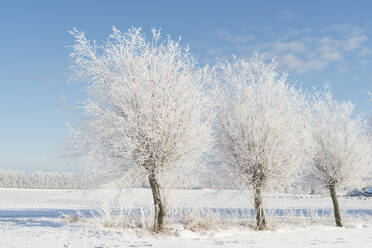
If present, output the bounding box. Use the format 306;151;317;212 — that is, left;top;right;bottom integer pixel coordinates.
0;169;83;189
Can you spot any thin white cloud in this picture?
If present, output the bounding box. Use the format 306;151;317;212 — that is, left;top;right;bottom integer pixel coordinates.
213;24;371;74
344;35;368;51
321;24;364;36
278;10;294;22
262;40;308;54
217;29;254;44
358;47;372;57
207;46;229;56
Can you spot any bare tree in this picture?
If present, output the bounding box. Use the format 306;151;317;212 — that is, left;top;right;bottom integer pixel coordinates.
214;55;306;230
308;89;371;227
68;27;212;232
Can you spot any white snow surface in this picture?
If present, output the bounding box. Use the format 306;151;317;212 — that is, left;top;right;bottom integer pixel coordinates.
1;221;372;248
0;188;371;209
0;188;371;247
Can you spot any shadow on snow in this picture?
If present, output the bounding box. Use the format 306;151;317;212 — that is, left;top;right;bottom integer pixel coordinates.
0;207;371;227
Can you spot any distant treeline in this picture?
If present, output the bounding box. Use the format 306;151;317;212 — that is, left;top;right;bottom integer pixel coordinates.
0;169;367;192
0;169;84;189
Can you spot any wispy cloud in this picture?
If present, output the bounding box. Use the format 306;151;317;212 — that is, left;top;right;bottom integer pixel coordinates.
208;24;372;75
357;47;372;57
217;29;254;44
207;45;230;56
278;10;294;22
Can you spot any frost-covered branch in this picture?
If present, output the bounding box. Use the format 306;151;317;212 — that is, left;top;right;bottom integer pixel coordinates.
67;27;212;231
214;55;307;229
308;88;371;226
309;89;371;188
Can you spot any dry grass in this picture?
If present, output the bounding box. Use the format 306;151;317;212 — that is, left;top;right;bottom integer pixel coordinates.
79;206;372;234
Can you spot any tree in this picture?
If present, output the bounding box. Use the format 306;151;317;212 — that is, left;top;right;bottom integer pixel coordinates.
308;89;371;227
214;55;306;230
68;27;211;232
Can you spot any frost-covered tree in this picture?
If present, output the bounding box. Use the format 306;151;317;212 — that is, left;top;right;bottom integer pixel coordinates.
215;56;306;230
309;89;371;227
68;27;211;232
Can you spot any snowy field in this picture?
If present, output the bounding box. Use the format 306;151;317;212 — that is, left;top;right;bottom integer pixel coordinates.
0;188;372;247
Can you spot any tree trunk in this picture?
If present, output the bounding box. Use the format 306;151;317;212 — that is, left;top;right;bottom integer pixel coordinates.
254;185;266;230
329;184;342;227
148;171;165;232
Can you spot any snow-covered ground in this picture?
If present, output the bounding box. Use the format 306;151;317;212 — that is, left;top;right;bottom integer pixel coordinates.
0;188;371;247
1;220;372;248
1;188;372;209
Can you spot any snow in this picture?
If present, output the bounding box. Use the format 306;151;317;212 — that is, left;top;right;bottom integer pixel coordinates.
1;219;371;247
0;188;371;247
1;188;371;210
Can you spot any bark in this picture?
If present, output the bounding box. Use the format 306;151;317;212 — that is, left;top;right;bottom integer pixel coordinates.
329;184;342;227
148;170;166;232
254;185;266;230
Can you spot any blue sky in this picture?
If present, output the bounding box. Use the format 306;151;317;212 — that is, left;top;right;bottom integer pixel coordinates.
1;0;372;172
